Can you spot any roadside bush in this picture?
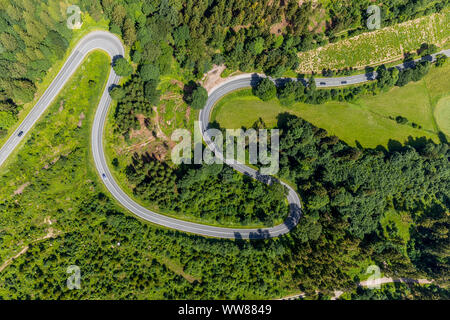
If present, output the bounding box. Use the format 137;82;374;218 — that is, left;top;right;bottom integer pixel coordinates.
253;78;276;101
113;57;133;76
188;86;208;109
396;116;408;124
435;54;447;67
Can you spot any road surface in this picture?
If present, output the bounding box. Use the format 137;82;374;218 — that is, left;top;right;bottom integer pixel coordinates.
0;31;448;239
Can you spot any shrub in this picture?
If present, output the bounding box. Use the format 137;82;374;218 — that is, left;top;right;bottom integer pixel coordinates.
189;86;208;109
253;78;276;101
113;57;133;76
395;116;408;124
139;64;160;81
144;80;161;105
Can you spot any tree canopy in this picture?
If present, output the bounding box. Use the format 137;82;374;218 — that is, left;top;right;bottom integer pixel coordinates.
113;57;133;76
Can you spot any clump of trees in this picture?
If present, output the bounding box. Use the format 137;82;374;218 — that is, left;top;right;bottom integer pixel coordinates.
0;1;71;132
345;283;449;300
126;155;288;226
321;66;356;77
111;76;157;135
186;85;208;110
395;61;431;87
253;58;437;107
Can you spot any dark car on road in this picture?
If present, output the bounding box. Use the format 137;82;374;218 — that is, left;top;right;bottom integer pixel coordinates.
18;131;24;137
320;82;326;85
341;81;347;84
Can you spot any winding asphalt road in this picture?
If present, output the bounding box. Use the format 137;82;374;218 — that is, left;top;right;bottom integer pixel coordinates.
0;31;448;239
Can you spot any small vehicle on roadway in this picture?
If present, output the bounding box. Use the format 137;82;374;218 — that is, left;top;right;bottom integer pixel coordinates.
102;173;106;178
18;131;24;137
320;82;326;85
341;80;347;84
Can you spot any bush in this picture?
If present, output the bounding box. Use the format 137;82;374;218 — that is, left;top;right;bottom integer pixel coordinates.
139;64;160;81
395;116;408;124
144;80;161;105
0;128;7;138
435;54;447;67
418;43;438;57
113;57;133;76
109;86;125;100
253;78;276;101
189;86;208;109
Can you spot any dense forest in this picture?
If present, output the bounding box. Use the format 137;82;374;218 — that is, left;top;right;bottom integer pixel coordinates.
0;0;72;137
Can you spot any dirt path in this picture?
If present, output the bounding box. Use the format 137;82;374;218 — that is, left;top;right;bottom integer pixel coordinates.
201;64;227;93
278;277;434;300
0;227;60;273
13;182;30;195
359;277;433;287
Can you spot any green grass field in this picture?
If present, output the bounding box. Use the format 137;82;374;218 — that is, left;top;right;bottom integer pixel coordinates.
212;63;450;148
434;96;450;136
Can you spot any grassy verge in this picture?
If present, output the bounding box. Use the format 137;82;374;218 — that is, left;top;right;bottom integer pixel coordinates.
434;96;450;136
212;63;450;148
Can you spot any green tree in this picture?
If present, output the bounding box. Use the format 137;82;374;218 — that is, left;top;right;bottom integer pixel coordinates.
253;78;276;101
248;37;264;55
173;25;190;47
123;17;137;46
435;54;447;67
189;86;208;109
113;58;133;76
144;80;161;105
139;64;160;81
109;86;125;100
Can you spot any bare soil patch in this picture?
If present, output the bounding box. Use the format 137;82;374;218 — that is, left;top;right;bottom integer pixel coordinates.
201;64;227;92
13;182;30;195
